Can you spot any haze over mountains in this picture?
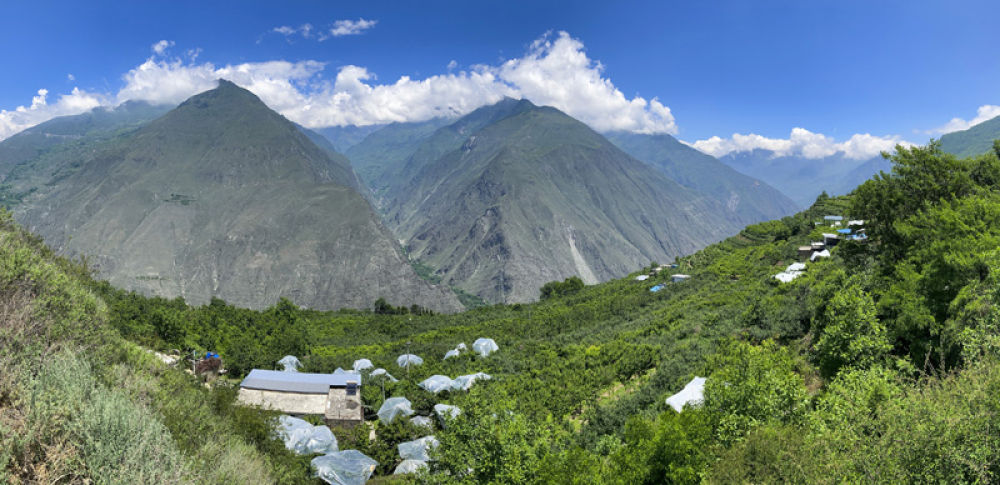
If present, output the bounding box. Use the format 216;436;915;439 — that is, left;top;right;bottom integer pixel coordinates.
717;150;892;208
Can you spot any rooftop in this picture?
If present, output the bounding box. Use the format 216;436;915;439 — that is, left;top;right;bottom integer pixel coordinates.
240;369;362;394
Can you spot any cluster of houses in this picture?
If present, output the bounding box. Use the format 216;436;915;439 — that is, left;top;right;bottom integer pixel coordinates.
635;263;690;292
779;215;866;283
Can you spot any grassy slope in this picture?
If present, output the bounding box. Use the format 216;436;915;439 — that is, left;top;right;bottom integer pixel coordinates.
0;208;316;483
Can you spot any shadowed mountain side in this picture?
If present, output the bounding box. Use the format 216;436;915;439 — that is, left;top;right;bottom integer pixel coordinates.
14;80;462;312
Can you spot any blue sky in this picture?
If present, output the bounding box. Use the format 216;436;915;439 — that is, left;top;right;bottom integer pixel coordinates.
2;0;998;159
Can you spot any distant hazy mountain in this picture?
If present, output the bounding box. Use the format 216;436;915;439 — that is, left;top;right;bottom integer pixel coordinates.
375;99;753;303
0;101;171;182
718;150;890;208
605;132;799;221
344;117;454;200
314;124;384;153
939;115;1000;158
7;80;462;312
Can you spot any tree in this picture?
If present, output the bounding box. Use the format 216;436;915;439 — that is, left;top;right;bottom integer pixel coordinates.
702;340;808;444
539;277;585;300
814;281;891;378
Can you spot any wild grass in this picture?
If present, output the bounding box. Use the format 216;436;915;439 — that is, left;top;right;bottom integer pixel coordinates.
0;208;313;483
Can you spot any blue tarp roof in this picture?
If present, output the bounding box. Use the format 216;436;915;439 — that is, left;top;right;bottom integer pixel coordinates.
650;284;665;293
836;228;852;234
240;369;361;394
824;215;843;221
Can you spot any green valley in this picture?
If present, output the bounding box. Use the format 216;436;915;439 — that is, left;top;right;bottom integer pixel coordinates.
6;137;1000;482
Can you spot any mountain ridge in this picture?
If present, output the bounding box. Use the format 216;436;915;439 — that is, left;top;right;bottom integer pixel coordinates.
9;79;463;312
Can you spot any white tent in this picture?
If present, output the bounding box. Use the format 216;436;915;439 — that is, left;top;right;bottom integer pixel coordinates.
419;375;454;394
451;372;491;391
312;450;377;485
352;359;373;372
666;377;707;412
370;368;398;382
472;338;499;357
377;397;414;423
396;354;424;368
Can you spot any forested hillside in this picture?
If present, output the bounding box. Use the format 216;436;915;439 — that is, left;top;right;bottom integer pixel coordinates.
939;114;1000;158
5;139;1000;483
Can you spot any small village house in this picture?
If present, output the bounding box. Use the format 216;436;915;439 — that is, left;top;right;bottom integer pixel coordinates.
238;369;363;428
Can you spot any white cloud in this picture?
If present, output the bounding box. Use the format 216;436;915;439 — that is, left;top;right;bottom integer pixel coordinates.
0;31;682;140
447;60;458;70
67;73;75;81
152;40;174;55
0;87;105;140
691;128;911;160
329;18;377;37
497;32;676;134
933;105;1000;134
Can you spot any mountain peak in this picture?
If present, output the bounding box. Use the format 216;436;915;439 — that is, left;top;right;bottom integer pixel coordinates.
172;79;267;113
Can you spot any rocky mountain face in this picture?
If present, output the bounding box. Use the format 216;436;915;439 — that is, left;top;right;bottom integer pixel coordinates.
5;80;462;312
358;99;751;302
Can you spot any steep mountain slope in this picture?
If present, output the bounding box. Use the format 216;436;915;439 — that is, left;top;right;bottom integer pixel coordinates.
939;115;1000;158
384;100;748;302
297;124;365;193
343;117;453;199
606;132;799;221
316;124;384;152
11;80;461;312
719;149;887;207
0;101;171;179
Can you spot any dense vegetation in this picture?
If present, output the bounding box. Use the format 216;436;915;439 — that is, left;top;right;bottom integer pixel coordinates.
0;210;316;483
6;139;1000;483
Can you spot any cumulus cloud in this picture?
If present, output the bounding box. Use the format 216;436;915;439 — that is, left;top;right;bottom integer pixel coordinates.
329;18;377;37
0;31;682;140
498;32;676;134
0;87;105;140
152;40;174;55
113;31;676;132
933;105;1000;134
692;128;911;160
